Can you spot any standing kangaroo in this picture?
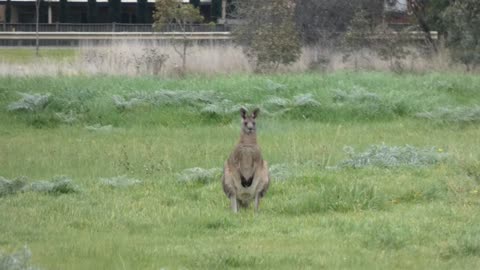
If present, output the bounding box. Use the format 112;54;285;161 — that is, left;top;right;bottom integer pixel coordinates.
222;108;270;213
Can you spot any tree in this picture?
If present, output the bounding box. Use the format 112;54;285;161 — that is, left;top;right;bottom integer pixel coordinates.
343;9;375;70
232;0;301;72
408;0;439;52
443;0;480;71
374;23;411;73
343;7;413;72
35;0;41;57
423;0;451;35
88;0;97;23
154;0;204;73
294;0;384;45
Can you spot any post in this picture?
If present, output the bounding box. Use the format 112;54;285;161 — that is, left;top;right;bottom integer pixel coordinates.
48;2;52;24
221;0;227;20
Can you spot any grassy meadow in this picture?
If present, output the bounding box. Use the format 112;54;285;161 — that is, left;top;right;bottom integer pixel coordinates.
0;48;77;63
1;72;480;269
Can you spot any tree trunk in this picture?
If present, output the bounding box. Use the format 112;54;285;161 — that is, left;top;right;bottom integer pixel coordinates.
414;13;438;53
221;0;227;20
182;39;187;72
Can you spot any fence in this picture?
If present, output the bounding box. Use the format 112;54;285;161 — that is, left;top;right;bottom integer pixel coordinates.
0;23;232;32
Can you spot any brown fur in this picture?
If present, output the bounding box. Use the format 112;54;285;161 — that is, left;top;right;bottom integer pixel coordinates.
222;108;270;213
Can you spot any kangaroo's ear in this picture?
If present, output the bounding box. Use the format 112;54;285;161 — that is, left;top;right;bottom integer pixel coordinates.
252;108;260;119
240;107;247;119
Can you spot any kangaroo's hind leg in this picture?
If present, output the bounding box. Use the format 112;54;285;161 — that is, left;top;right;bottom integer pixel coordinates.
254;160;270;213
223;164;239;213
230;196;238;213
254;193;260;212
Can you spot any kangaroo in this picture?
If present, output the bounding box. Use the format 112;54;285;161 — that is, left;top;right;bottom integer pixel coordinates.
222;108;270;213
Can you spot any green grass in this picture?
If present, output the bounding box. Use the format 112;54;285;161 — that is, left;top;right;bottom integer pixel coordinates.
0;48;76;63
1;72;480;269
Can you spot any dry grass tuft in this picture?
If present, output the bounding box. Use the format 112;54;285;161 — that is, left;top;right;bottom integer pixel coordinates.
0;42;472;76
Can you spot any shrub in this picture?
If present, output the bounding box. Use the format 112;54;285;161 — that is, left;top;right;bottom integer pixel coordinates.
337;144;448;169
85;124;114;132
330;87;404;119
22;176;79;194
200;99;243;116
1;176;79;197
55;110;78;124
154;0;204;73
263;93;320;110
177;167;221;184
100;175;142;188
112;95;144;111
264;80;287;92
443;0;480;71
416;106;480;125
49;88;95;114
134;48;169;76
332;87;380;103
343;9;374;70
373;23;411;73
0;245;40;270
233;0;301;72
7;92;50;112
269;163;297;182
0;176;26;197
113;90;221;111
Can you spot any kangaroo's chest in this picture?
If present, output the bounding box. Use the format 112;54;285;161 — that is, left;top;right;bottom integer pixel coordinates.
233;146;261;178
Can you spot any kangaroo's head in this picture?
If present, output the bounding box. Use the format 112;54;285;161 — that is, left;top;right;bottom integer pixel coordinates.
240;108;260;135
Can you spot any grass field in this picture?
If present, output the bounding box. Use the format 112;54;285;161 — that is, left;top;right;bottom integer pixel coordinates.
0;48;77;63
1;72;480;269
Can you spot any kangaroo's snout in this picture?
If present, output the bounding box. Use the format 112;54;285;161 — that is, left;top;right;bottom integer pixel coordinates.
245;121;255;132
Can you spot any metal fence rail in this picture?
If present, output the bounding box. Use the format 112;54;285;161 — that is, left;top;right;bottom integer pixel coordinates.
0;31;233;46
1;23;232;32
0;31;232;40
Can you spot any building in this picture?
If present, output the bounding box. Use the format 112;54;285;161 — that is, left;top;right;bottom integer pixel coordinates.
1;0;414;26
0;0;220;24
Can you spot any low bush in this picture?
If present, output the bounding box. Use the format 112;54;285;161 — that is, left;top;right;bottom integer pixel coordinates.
337;144;448;169
177;167;222;184
100;175;142;188
0;176;79;197
0;245;40;270
416;106;480;125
